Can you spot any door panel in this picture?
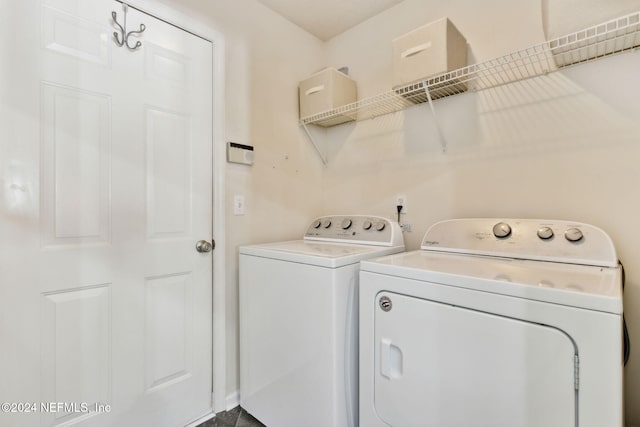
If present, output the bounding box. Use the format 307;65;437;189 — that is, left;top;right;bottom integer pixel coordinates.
41;5;111;66
144;272;193;392
41;285;112;426
41;83;112;246
0;1;213;426
145;107;192;239
144;43;189;87
374;291;576;427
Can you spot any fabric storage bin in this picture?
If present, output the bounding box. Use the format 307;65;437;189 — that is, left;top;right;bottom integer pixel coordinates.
392;17;467;93
299;68;357;126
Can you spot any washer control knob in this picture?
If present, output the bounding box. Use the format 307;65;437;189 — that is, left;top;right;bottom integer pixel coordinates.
375;221;386;231
341;219;352;230
565;228;583;242
362;220;373;230
322;220;332;229
537;226;554;240
493;222;512;238
312;220;321;229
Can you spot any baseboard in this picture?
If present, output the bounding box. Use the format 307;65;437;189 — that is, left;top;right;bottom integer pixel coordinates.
225;391;240;411
185;412;215;427
184;391;240;426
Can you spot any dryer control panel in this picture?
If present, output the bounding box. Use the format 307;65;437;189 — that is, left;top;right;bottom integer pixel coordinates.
421;218;617;267
304;215;404;247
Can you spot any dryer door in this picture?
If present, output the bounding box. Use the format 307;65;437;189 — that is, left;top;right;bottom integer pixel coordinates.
374;291;576;427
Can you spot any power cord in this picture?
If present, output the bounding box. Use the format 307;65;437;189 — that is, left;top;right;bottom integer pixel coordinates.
397;205;403;226
619;260;631;366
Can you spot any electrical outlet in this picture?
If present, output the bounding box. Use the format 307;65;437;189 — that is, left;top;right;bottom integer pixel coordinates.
401;223;412;232
396;194;407;213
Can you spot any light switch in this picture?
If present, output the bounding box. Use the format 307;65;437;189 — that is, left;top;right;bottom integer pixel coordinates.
234;195;245;215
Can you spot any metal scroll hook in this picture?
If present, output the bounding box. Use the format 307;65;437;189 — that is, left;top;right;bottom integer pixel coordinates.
125;22;146;50
112;3;146;50
111;10;125;46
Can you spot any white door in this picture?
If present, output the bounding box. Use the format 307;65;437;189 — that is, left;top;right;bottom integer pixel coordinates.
0;1;213;426
374;291;576;427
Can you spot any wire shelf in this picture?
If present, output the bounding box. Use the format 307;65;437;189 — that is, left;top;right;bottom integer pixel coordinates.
300;11;640;127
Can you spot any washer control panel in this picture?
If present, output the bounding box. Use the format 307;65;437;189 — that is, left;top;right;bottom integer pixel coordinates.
421;218;617;267
304;215;404;247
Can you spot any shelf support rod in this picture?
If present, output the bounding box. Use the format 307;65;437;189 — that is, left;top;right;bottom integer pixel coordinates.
300;121;328;165
422;80;447;154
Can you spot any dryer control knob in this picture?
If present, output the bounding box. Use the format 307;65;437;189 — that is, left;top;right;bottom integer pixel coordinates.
565;227;583;242
375;221;386;231
493;222;512;238
322;220;332;229
341;219;352;230
362;220;373;230
312;220;321;229
537;226;554;240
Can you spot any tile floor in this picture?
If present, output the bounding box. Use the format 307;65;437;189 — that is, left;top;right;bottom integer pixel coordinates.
197;406;265;427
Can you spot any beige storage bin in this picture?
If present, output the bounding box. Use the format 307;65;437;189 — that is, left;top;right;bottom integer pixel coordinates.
392;18;467;92
299;68;357;126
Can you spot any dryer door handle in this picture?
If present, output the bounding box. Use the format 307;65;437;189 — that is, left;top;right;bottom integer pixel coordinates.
380;338;403;379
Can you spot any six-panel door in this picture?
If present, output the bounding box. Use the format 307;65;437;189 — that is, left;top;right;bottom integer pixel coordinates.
0;1;213;425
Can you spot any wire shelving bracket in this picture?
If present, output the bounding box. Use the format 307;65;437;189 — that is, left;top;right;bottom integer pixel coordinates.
301;122;328;165
422;80;447;154
299;11;640;162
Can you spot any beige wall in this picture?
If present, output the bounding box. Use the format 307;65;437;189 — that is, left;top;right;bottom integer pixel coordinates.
323;0;640;424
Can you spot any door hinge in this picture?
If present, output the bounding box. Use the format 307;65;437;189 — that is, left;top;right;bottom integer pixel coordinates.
574;354;580;391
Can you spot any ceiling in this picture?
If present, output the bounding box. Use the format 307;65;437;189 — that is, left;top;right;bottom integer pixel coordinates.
256;0;405;40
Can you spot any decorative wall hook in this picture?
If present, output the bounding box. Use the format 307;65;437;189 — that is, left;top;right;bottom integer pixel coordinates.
112;3;146;50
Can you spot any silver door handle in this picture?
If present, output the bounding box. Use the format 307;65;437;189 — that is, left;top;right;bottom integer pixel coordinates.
196;240;214;253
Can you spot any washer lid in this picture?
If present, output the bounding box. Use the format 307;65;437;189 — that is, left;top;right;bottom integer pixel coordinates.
361;250;622;314
240;240;405;268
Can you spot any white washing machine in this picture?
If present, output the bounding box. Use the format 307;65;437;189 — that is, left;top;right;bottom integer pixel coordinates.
239;215;404;427
360;218;625;427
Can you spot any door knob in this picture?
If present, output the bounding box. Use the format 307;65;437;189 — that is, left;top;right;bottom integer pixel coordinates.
196;240;214;253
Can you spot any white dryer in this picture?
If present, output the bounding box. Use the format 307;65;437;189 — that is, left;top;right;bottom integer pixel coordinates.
359;218;624;427
240;215;404;427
